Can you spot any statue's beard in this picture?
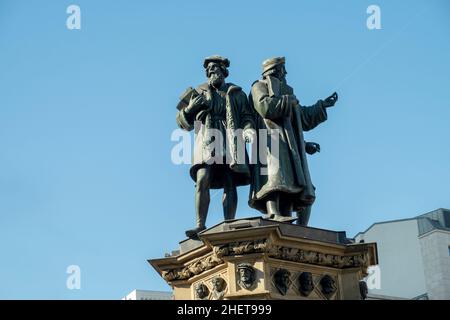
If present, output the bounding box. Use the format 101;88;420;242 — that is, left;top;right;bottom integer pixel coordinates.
208;73;224;89
275;73;286;82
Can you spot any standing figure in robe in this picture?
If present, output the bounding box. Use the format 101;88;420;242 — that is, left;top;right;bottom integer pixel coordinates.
249;57;338;225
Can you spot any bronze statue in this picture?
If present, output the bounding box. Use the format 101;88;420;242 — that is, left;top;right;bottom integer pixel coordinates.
298;272;315;296
273;268;291;295
320;274;336;295
249;57;338;225
359;280;368;300
176;55;255;238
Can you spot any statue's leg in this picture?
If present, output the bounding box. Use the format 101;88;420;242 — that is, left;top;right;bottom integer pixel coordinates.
186;166;210;238
266;192;281;217
280;198;293;217
296;205;312;226
267;193;296;222
195;166;211;228
222;170;237;220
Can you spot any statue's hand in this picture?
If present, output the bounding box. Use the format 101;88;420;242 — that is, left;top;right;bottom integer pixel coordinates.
305;142;321;155
243;128;256;143
185;94;208;114
322;92;338;108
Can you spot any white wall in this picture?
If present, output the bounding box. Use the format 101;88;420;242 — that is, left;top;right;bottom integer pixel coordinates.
419;230;450;299
122;289;173;300
356;219;427;299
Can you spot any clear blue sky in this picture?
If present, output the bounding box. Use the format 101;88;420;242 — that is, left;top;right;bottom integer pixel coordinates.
0;0;449;299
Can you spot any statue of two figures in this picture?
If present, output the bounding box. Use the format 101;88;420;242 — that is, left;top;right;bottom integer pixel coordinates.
176;55;338;238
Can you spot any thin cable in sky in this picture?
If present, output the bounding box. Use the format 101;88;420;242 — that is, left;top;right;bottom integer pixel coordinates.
332;8;428;91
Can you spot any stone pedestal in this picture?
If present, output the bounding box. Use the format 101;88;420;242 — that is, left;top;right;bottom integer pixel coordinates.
148;217;378;300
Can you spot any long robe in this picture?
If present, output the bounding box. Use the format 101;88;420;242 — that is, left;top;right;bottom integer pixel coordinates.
248;76;328;213
176;82;254;189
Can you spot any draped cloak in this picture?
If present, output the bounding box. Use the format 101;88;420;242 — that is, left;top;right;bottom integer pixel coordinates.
248;76;328;213
176;82;254;189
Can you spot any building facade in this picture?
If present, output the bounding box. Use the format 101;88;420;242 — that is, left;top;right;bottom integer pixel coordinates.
355;208;450;300
122;289;173;300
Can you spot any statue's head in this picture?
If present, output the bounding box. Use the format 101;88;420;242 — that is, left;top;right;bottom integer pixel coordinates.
194;283;209;299
237;263;256;289
298;272;314;296
262;56;287;81
211;276;226;292
273;268;291;295
203;55;229;89
359;280;368;300
320;275;336;295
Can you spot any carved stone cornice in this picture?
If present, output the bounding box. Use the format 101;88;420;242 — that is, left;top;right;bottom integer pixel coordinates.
215;239;268;257
162;248;224;282
216;239;370;269
161;239;372;282
266;244;369;269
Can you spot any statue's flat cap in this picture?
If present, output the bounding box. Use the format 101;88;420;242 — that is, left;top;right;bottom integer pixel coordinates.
262;56;285;73
237;263;254;271
203;55;230;68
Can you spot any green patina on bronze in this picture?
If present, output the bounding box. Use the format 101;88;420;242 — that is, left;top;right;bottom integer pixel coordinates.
176;56;338;237
249;56;338;225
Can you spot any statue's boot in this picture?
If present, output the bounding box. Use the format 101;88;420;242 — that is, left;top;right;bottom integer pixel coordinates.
263;213;297;223
273;215;297;223
263;213;276;220
185;226;206;238
185;208;207;238
264;195;296;223
296;206;312;226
